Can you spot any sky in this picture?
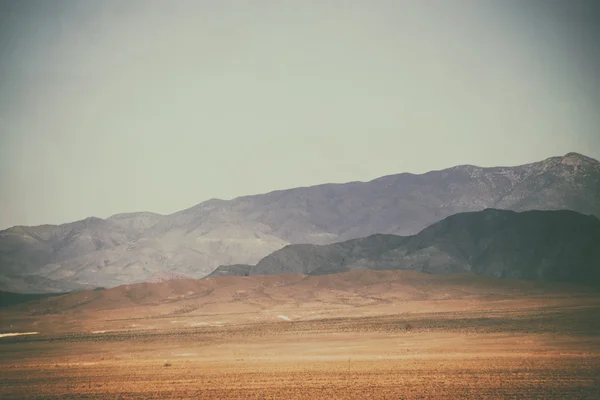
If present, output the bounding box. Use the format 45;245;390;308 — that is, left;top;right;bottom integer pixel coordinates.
0;0;599;229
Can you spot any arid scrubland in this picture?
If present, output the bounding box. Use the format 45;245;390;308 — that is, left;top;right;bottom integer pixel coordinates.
2;271;600;399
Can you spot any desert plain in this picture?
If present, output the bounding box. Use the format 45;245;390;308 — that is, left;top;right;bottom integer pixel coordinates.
1;270;600;399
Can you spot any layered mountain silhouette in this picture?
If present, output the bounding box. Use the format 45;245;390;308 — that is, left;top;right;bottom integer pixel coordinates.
210;209;600;285
1;152;599;293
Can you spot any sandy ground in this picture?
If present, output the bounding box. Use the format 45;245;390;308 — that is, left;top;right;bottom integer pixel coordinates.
1;271;600;399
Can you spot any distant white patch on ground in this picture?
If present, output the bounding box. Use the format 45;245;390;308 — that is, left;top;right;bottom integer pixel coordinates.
278;315;291;321
92;330;109;334
54;362;98;366
0;332;39;338
190;321;225;327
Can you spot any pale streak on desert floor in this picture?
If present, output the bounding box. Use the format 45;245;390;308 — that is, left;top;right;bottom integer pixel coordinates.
1;270;599;399
0;332;39;338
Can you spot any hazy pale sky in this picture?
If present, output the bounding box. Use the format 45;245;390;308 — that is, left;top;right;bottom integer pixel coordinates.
0;0;599;229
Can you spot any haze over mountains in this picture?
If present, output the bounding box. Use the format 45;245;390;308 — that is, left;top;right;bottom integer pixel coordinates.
1;152;599;293
211;209;600;286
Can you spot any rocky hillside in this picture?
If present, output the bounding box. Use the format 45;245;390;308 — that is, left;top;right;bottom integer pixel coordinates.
210;209;600;286
1;152;599;292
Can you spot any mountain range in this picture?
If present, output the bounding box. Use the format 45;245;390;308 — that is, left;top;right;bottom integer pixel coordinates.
210;209;600;286
1;152;599;293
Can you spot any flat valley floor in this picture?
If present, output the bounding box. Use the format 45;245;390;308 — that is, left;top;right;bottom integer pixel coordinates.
1;272;600;399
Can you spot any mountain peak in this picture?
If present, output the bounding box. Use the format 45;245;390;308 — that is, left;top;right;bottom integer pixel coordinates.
83;216;104;225
561;152;598;165
108;211;163;220
532;152;599;174
563;152;585;158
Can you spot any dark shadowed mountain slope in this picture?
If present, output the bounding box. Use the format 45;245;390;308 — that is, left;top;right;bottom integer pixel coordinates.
210;209;600;285
254;234;407;276
207;235;407;277
0;290;68;308
2;153;599;293
394;209;600;282
207;264;252;277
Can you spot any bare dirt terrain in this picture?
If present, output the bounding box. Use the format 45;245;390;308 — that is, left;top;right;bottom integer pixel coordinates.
1;270;600;399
